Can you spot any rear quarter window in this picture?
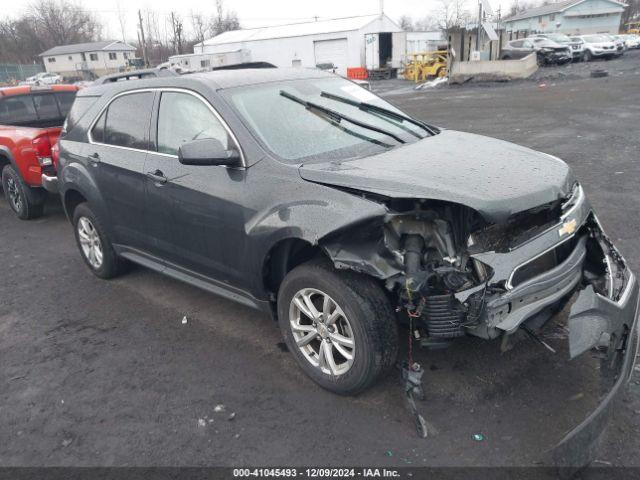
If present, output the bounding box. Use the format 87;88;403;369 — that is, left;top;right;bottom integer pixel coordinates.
0;95;38;125
65;96;98;133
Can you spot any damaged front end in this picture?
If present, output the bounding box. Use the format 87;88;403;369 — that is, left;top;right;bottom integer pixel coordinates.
322;182;639;466
323;184;636;357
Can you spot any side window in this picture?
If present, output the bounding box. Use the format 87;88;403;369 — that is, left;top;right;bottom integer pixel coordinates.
510;40;523;48
99;92;153;149
523;40;533;49
157;92;230;156
33;93;61;120
0;96;38;125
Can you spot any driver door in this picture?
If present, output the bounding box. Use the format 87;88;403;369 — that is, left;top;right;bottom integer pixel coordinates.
143;90;247;287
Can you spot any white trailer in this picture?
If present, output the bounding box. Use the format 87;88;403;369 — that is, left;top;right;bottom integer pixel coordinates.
167;50;251;72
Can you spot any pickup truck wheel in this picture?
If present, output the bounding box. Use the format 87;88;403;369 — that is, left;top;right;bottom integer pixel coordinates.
1;164;45;220
277;260;398;395
73;203;126;279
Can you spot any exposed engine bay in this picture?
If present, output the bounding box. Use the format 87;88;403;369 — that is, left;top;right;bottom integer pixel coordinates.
322;184;632;354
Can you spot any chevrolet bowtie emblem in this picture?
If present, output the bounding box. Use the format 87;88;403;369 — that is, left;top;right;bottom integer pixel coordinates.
558;218;577;237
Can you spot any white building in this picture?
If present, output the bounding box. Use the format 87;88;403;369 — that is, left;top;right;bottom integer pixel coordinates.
39;41;137;79
406;31;446;54
194;14;405;75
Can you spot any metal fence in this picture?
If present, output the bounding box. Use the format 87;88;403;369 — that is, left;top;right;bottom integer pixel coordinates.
0;63;44;84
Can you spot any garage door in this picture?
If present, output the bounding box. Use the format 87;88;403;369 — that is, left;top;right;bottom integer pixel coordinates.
314;38;348;75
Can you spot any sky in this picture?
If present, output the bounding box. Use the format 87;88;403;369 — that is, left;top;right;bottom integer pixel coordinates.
6;0;514;43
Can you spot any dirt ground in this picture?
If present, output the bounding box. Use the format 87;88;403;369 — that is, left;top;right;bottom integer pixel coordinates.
1;51;639;471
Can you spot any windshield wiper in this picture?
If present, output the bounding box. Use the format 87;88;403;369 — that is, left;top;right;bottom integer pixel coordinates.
320;91;437;136
280;90;405;144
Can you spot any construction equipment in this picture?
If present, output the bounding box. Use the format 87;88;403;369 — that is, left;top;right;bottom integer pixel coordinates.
625;21;640;34
402;50;448;83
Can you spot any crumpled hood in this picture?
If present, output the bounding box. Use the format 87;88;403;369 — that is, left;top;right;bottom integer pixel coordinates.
299;130;576;223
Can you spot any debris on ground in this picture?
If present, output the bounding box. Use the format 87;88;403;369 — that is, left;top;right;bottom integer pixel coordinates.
401;361;428;438
385;450;393;457
228;412;236;421
197;418;207;427
61;437;73;447
415;77;448;90
181;316;188;325
569;392;585;401
590;69;608;78
214;404;226;413
472;433;485;441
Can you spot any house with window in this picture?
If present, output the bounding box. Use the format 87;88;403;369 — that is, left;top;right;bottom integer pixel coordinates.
39;41;137;79
503;0;627;35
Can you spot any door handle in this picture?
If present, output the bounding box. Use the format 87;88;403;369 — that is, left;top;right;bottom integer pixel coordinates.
87;152;100;164
146;170;167;185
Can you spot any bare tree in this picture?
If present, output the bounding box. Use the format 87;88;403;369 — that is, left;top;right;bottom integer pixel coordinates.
27;0;101;48
0;0;101;63
115;1;127;43
398;15;414;31
170;12;184;55
437;0;472;32
210;0;240;36
190;11;208;45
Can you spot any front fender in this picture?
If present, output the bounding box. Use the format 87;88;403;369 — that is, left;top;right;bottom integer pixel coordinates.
244;190;387;295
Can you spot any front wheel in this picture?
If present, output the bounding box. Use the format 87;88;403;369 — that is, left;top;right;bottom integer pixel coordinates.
583;51;592;62
277;260;398;395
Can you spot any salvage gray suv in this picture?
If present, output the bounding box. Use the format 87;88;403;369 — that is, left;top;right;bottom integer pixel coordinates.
54;69;638;399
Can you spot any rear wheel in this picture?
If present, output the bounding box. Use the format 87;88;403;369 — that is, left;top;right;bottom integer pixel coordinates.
73;203;127;279
277;260;398;395
583;50;593;62
1;164;45;220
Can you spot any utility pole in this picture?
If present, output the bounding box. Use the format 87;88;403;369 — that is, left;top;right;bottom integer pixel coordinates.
138;9;149;67
476;1;483;51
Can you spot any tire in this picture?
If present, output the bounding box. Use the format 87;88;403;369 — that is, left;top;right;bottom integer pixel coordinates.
583;50;592;62
72;202;126;279
277;260;398;395
1;164;45;220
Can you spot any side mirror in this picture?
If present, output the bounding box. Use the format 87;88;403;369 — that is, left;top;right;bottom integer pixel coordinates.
178;138;241;167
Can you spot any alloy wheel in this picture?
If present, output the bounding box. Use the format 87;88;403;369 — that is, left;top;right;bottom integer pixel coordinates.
77;217;103;269
289;288;355;376
6;177;22;212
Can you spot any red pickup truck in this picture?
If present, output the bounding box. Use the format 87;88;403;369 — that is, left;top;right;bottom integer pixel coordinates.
0;84;78;219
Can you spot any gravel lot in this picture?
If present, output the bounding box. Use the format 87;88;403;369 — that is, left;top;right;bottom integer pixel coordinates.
1;51;639;470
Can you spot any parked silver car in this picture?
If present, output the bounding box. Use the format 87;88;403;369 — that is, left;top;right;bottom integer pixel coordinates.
579;35;620;61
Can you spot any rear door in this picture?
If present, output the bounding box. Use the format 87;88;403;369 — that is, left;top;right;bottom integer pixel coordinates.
86;90;155;251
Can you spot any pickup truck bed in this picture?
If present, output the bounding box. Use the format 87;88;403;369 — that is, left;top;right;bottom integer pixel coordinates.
0;84;78;219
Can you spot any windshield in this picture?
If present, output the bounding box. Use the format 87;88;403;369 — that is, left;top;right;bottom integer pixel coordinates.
546;34;570;43
225;77;430;163
584;35;609;43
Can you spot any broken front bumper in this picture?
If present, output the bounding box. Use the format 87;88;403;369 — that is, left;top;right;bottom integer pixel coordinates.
553;273;639;467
